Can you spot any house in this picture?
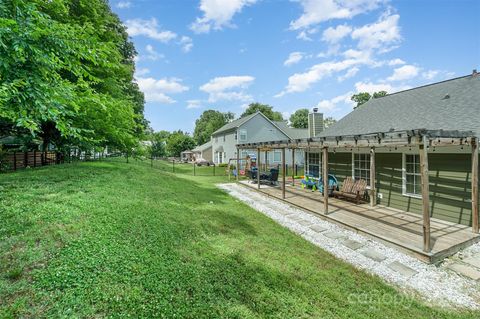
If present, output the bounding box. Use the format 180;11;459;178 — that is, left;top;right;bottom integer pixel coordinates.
211;111;309;167
236;72;480;259
191;141;212;162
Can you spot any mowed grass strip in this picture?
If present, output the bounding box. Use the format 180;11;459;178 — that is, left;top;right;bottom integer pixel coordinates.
0;160;477;318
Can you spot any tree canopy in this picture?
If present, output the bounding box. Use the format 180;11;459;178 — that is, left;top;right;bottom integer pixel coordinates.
166;131;195;157
323;117;337;129
0;0;145;153
351;91;387;109
289;109;309;128
240;103;283;122
193;110;234;145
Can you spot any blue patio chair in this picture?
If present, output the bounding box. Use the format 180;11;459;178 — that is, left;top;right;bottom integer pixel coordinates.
317;174;339;195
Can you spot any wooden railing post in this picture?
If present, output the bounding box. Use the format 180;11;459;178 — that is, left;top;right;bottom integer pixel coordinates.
472;137;479;233
419;136;431;252
323;147;329;215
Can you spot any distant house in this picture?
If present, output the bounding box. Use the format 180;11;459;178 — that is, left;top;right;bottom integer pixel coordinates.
192;141;212;162
211;111;310;166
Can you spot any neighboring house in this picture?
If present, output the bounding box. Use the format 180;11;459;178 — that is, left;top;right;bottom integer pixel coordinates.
211;111;309;166
298;73;479;226
192;141;212;162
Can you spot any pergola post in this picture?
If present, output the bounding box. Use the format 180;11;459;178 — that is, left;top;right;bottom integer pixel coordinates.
264;149;268;172
282;148;286;199
323;147;329;215
257;148;261;189
236;148;240;181
370;147;376;207
419;135;431;252
291;149;295;186
472;137;479;233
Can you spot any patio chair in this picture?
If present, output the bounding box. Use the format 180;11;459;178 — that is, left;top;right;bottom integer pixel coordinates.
333;177;367;204
248;167;258;183
260;168;279;185
317;174;339;195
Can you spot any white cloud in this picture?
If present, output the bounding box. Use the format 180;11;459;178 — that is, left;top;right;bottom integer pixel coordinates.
296;27;319;41
387;64;419;81
351;13;401;52
180;36;193;53
284;52;304;66
337;67;359;82
137;77;189;104
200;75;255;102
290;0;383;30
186;100;202;109
388;58;405;66
125;18;177;42
116;1;131;9
135;68;150;77
354;81;410;94
317;92;354;111
144;44;164;61
190;0;257;33
322;24;352;43
422;70;439;80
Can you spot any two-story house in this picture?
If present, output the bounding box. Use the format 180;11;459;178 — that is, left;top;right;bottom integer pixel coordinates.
210;111;310;167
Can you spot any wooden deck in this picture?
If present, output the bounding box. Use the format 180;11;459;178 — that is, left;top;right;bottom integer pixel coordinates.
239;180;480;263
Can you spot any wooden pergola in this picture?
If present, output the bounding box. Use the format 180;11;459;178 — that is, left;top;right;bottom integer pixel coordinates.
236;129;479;253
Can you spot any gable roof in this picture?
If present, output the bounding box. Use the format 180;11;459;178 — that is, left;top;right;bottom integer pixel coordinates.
212;112;258;136
273;121;309;139
192;141;211;152
321;74;480;138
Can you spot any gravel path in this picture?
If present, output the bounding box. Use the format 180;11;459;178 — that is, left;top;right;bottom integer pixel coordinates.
217;183;480;309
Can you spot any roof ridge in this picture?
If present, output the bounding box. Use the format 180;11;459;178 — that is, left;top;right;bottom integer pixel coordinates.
377;74;474;99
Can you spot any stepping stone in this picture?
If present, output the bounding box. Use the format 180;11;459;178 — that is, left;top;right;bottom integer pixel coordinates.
463;257;480;269
309;225;327;233
323;231;346;240
342;239;364;251
289;215;304;221
360;249;387;262
448;263;480;281
298;219;313;226
388;261;418;278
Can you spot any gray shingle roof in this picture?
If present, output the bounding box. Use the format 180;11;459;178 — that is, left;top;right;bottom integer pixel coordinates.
321;74;480;138
192;141;211;152
212;112;258;136
274;121;309;139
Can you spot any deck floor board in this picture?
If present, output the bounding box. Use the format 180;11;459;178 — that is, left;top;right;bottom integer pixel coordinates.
238;180;479;263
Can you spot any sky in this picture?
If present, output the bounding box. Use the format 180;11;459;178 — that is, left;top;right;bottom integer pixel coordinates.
110;0;480;134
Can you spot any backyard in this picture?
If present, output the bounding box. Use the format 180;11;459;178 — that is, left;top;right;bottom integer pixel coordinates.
0;159;478;318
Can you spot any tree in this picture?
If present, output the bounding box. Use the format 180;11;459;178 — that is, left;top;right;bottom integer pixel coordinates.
166;131;195;157
149;130;170;158
323;117;337;129
193;110;234;145
351;91;388;109
289;109;309;128
240;103;283;121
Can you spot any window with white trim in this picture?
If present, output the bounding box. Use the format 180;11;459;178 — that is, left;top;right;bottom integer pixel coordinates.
239;129;247;141
273;150;281;162
404;154;421;197
353;153;370;185
307;152;321;177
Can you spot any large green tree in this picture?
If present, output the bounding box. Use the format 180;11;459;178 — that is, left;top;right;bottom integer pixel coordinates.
0;0;145;153
149;130;170;158
289;109;309;128
323;117;337;129
351;91;387;109
240;103;283;121
166;131;195;157
193;110;234;145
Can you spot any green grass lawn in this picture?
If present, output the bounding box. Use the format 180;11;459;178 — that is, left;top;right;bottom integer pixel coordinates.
0;160;477;318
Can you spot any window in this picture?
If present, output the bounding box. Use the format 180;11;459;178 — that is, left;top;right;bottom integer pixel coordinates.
307;152;321;177
218;152;223;163
234;132;237;140
239;129;247;141
353;153;370;185
273;150;281;162
404;154;421;197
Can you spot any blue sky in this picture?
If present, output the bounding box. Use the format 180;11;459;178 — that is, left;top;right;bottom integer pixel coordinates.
110;0;480;134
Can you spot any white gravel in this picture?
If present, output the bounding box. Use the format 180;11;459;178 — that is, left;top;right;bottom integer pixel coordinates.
217;182;480;309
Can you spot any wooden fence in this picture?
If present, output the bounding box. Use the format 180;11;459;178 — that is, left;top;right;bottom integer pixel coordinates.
0;151;65;172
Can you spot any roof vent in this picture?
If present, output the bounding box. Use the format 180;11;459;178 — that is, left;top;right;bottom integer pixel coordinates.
442;93;450;100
